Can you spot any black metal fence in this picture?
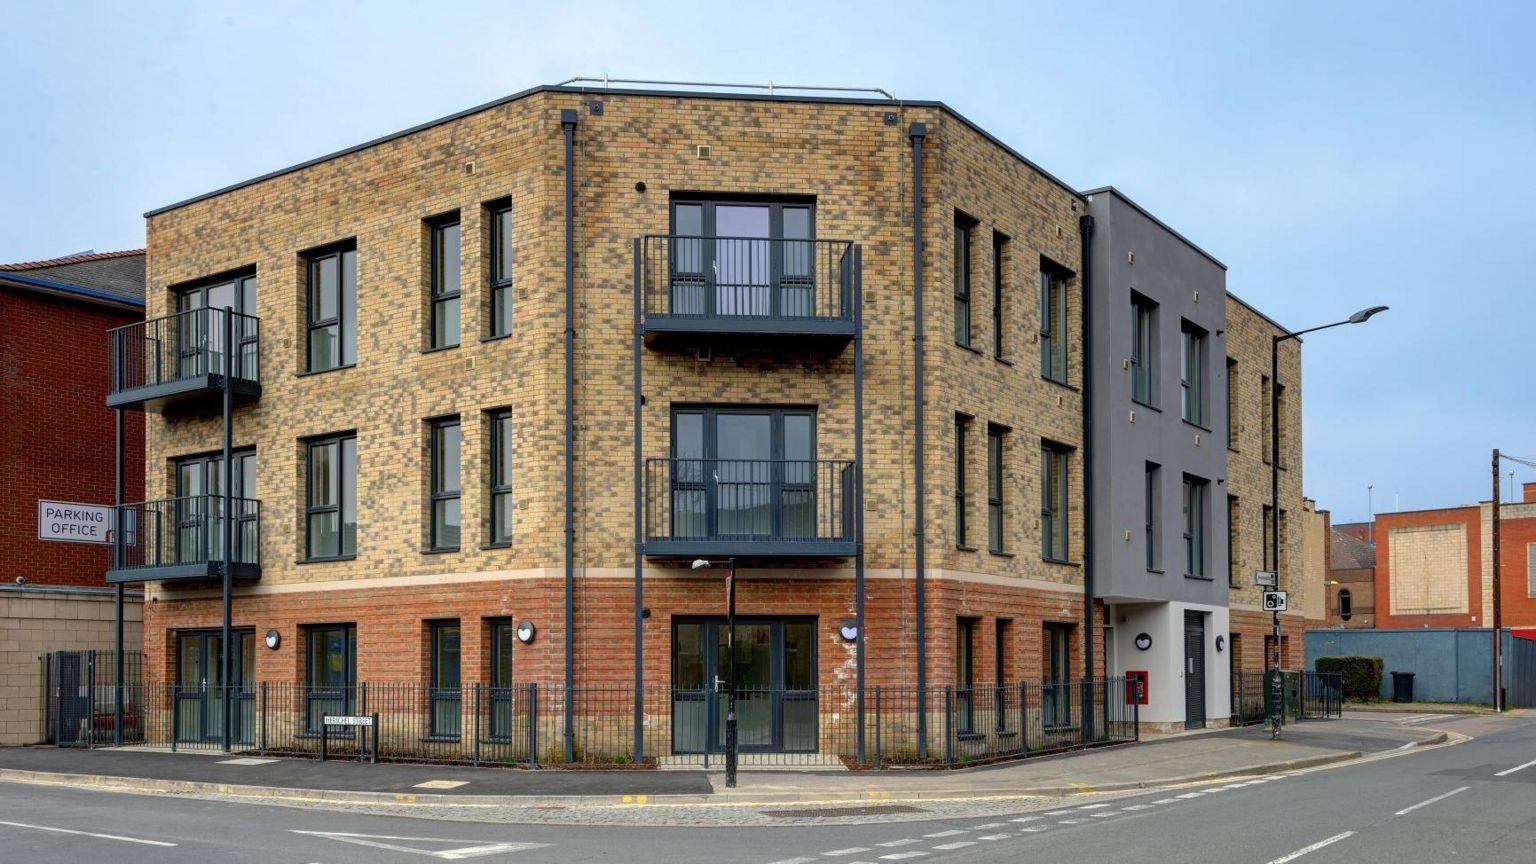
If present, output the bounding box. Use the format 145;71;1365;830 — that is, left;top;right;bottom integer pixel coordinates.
75;677;1137;769
1231;670;1267;726
1230;670;1343;727
641;235;855;323
43;651;143;747
108;306;259;396
1299;671;1344;719
643;458;855;547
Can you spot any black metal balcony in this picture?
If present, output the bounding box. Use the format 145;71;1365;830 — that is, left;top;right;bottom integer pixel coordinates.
107;307;261;411
639;236;858;349
642;458;856;558
105;495;261;584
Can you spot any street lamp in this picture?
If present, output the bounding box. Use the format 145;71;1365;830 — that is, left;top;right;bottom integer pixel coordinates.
693;557;739;787
1270;305;1387;739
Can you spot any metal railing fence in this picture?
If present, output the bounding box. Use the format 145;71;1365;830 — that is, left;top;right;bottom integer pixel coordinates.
108;306;259;396
644;458;854;546
109;495;260;571
641;235;854;323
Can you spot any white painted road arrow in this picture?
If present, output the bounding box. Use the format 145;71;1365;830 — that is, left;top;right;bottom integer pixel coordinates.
291;830;550;859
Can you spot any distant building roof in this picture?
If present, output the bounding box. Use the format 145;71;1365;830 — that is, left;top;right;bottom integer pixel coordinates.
0;249;145;308
1331;526;1376;570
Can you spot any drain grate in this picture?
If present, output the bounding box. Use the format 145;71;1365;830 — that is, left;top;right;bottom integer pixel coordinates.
762;804;928;818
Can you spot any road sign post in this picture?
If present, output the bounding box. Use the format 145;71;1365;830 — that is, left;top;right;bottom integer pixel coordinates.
1262;591;1288;740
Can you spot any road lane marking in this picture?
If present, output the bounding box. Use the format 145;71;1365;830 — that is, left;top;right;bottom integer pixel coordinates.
1152;798;1178;804
932;842;975;850
877;853;928;861
1076;804;1110;810
1017;826;1049;832
1266;831;1355;863
922;830;966;838
1122;805;1151;811
974;821;1008;827
824;848;871;856
1176;792;1205;798
877;839;920;847
978;833;1011;840
767;858;817;864
0;821;176;848
1044;809;1074;815
291;830;548;859
1394;786;1471;816
1008;816;1042;823
1057;819;1084;824
1496;758;1536;777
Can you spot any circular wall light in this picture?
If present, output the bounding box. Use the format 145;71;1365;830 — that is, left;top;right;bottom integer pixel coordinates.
516;620;537;644
1215;635;1226;652
264;629;281;650
1134;633;1153;651
838;620;860;642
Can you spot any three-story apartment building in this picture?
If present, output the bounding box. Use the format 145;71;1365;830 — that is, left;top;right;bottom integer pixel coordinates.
111;85;1102;758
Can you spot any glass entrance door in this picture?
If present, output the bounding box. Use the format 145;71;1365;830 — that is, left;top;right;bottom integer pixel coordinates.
671;618;817;754
175;451;257;566
669;200;816;319
178;273;258;378
669;408;817;543
174;630;253;743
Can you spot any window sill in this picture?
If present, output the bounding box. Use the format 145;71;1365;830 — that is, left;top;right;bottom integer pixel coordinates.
1132;398;1160;413
1228;446;1240;454
296;555;357;565
955;342;983;356
956;544;979;553
422;546;460;555
298;364;356;379
1042;375;1077;392
1184;573;1214;582
480;333;512;343
421;343;461;355
1042;556;1079;567
1182;419;1213;434
480;541;513;550
988;549;1015;558
994;355;1013;366
1147;568;1165;575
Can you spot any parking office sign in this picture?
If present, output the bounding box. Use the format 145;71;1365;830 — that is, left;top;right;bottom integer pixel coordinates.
36;500;115;544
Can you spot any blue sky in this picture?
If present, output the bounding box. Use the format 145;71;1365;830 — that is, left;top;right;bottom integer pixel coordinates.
3;1;1531;520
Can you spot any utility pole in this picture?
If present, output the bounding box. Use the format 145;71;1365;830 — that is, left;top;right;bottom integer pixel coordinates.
1493;449;1503;713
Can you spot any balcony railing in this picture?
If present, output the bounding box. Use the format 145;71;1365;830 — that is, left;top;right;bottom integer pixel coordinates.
643;458;856;557
107;306;261;410
639;236;857;345
106;494;261;584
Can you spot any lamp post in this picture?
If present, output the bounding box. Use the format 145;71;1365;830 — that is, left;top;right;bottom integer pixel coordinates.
693;557;739;787
1269;305;1387;739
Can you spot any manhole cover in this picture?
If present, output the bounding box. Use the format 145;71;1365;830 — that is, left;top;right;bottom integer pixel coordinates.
762;805;928;818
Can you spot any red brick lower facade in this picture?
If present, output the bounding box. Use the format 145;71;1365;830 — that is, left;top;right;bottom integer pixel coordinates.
1228;608;1308;672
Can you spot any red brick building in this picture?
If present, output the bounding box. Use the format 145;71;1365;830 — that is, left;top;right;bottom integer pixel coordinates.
0;250;146;743
1373;483;1536;630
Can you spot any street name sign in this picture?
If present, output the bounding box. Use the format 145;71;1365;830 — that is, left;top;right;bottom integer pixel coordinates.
322;714;375;727
1262;591;1289;612
1254;570;1278;587
37;500;113;544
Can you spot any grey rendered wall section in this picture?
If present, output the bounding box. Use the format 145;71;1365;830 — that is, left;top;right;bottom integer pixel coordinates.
1087;190;1228;606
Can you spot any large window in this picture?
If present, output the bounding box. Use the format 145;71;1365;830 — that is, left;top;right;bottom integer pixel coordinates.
1041;443;1070;561
306;434;357;560
488;409;513;546
304;624;356;733
488;618;516;739
1043;624;1073;729
1183;475;1208;578
174;450;257;565
1261;374;1273;464
1225;357;1238;448
1180;320;1207;425
954;213;975;346
669;198;814;318
176;271;258;379
987;424;1006;553
992;232;1008;359
1131;293;1156;404
487;199;513;338
1275;382;1288;469
429;215;461;349
1040;266;1069;383
429;418;461;551
305;242;357;373
428;621;461;738
954;414;971;547
1262;504;1275;571
1144;462;1161;571
669;406;816;540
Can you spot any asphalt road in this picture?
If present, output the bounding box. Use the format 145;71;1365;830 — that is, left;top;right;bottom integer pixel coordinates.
1;713;1530;864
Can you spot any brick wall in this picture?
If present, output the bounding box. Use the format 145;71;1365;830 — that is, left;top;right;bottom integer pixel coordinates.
0;287;144;588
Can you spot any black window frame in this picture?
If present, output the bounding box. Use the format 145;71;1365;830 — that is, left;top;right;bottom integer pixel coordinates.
667;196;818;319
305;432;357;561
667;404;818;542
954;212;976;347
987;423;1007;553
1145;461;1161;572
992;231;1008;359
1040;263;1069;384
1228;494;1240;586
1260;374;1273;464
303;241;358;374
427;619;462;739
303;623;357;734
1225;357;1238;449
486;198;513;339
1180;319;1208;426
1183;474;1208;578
1041;442;1071;562
1130;292;1156;405
487;408;513;547
955;413;972;548
956;616;978;734
428;214;462;350
1338;589;1353;621
487;617;516;740
429;417;462;552
1262;504;1276;571
174;448;258;566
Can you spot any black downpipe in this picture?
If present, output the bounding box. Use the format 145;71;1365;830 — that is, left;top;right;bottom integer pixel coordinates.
221;308;234;753
852;244;866;762
909;122;928;758
113;408;124;747
632;237;644;761
561;108;578;764
1078;213;1097;739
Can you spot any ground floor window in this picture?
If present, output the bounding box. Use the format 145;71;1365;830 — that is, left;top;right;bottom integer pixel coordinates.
488;618;516;739
1043;623;1073;729
428;621;461;739
671;616;816;754
305;624;356;732
956;618;978;734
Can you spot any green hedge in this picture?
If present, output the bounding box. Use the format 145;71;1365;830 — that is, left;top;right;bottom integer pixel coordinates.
1316;656;1384;701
